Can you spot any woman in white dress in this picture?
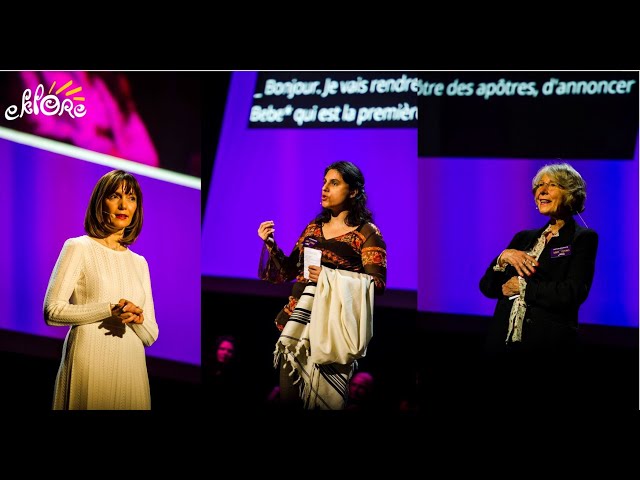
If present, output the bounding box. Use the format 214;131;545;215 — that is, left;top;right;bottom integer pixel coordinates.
44;170;159;410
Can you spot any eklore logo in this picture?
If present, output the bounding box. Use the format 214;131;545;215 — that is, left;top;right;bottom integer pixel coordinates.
5;79;87;121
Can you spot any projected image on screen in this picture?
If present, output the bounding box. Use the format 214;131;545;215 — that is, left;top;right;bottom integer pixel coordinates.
0;72;201;177
201;71;417;294
418;71;637;160
417;71;639;328
249;72;419;128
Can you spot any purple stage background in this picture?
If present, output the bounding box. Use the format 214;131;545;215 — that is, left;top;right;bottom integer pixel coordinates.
202;72;417;291
418;143;639;328
0;138;201;364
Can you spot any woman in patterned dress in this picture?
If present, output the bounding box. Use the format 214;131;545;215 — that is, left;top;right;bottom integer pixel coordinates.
258;161;386;409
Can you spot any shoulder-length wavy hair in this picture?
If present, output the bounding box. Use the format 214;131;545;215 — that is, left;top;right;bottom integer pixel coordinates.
315;161;373;227
531;162;587;214
84;170;144;247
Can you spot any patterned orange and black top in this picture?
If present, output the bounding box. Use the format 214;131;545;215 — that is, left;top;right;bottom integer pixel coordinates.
259;221;387;330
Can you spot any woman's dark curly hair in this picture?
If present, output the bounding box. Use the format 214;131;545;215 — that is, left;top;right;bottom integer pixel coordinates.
315;161;373;227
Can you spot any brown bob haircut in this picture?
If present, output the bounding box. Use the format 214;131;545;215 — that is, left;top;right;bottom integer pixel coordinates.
84;170;143;247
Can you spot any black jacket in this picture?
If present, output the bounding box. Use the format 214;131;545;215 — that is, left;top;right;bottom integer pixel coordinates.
480;217;598;353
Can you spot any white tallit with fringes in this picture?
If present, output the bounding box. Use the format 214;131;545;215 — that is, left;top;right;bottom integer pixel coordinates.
310;268;374;365
273;268;375;410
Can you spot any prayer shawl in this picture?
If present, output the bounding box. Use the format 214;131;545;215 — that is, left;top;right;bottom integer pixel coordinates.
274;268;375;410
506;225;559;343
310;268;375;365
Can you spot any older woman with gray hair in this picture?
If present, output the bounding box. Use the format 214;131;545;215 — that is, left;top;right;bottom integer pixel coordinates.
480;162;598;353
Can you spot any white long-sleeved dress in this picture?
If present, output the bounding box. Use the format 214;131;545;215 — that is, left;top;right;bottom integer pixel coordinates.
43;235;159;410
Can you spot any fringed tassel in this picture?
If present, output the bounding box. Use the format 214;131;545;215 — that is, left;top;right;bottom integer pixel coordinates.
302;364;316;409
273;346;281;369
274;345;305;386
293;339;309;359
